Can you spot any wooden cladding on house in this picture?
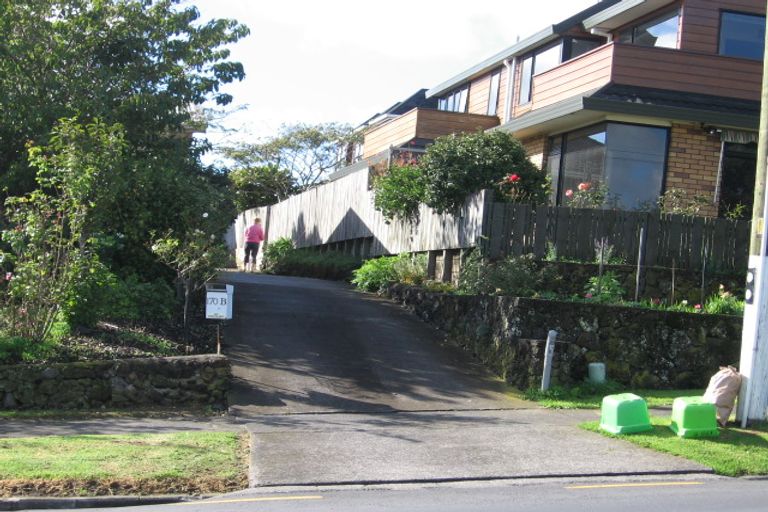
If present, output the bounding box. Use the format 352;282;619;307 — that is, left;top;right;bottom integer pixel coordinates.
363;109;500;158
681;0;765;54
611;43;761;100
517;41;761;116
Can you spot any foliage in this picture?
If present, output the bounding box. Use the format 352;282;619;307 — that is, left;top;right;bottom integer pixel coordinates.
593;238;625;264
352;255;403;292
0;119;126;342
269;249;361;281
373;164;427;222
261;238;295;273
228;164;297;211
223;123;360;190
583;271;625;302
151;228;230;327
420;131;549;213
563;181;612;208
704;285;744;316
422;281;456;294
527;385;701;410
722;202;747;220
0;335;57;364
457;251;542;296
392;254;428;286
658;188;711;216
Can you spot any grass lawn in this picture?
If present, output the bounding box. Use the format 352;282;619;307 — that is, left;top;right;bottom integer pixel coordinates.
0;431;248;496
524;384;702;410
581;417;768;477
0;406;218;421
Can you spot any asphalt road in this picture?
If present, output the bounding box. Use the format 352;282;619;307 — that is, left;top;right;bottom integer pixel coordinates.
35;477;768;512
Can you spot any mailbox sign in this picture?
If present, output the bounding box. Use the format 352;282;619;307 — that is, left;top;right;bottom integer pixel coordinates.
206;291;230;319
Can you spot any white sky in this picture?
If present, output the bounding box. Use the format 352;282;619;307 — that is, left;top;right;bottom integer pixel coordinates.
191;0;599;152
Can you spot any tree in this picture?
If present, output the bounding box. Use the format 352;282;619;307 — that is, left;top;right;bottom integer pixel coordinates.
226;163;297;211
224;123;360;191
421;131;550;213
0;0;247;324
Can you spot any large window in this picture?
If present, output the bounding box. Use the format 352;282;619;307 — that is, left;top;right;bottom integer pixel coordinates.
719;11;766;60
550;123;669;210
518;38;604;105
617;9;680;49
438;85;469;113
487;70;501;116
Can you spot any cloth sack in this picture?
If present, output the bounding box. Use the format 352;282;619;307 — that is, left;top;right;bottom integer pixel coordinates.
702;365;742;427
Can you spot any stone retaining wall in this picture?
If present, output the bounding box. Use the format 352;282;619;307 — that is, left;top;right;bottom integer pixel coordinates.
0;355;231;410
388;285;742;390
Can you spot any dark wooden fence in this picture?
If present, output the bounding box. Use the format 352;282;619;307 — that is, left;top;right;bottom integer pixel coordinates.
481;202;750;271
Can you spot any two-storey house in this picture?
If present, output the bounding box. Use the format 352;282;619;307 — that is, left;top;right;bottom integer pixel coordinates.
363;0;764;218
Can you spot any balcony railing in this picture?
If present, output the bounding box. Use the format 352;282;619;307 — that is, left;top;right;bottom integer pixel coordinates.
519;42;762;115
363;108;499;158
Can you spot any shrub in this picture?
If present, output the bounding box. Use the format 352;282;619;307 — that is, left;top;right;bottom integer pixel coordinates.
457;251;542;296
271;249;360;281
704;285;744;316
352;255;401;292
392;254;428;286
372;164;426;222
0;335;57;364
261;237;295;273
583;271;625;302
421;131;549;213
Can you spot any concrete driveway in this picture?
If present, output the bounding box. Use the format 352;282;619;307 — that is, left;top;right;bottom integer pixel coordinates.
219;273;710;487
222;272;522;417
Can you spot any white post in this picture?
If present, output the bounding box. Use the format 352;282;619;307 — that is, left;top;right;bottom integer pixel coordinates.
541;330;558;391
738;9;768;426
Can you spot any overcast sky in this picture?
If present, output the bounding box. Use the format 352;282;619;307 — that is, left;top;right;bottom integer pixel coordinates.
191;0;599;151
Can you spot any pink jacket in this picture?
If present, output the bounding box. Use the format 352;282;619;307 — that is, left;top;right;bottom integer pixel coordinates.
245;224;264;243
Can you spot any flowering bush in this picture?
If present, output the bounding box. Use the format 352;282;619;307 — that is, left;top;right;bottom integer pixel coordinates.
564;181;610;208
583;271;625;302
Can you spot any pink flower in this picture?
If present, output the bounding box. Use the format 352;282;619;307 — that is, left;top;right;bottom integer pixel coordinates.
507;174;521;183
4;272;12;281
585;293;593;299
578;182;591;191
565;189;574;198
694;304;702;310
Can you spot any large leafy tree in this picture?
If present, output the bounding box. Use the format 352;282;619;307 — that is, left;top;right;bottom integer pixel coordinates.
224;123;360;193
0;0;247;325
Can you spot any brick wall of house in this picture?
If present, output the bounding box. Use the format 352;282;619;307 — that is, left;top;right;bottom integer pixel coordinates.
665;123;721;217
521;135;548;169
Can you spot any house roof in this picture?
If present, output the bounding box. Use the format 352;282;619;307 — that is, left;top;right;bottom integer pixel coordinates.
426;0;624;98
358;89;438;129
583;0;676;31
496;84;760;138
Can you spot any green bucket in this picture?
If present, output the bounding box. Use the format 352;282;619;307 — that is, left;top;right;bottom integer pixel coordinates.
669;397;720;438
599;393;653;434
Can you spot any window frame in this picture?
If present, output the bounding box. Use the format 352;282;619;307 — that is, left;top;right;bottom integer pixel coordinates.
550;121;671;210
487;69;502;116
616;7;681;49
718;10;766;61
438;85;470;113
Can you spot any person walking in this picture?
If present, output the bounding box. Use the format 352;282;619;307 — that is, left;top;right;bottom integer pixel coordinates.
244;217;265;272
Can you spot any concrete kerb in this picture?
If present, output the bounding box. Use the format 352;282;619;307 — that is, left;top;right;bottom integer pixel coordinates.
0;495;204;511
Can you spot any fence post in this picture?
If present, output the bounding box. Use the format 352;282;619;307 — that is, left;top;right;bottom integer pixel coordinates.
541;330;558;391
441;249;454;283
635;226;646;302
427;250;438;280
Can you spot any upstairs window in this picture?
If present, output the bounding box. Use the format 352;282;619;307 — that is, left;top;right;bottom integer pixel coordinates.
518;37;605;105
719;11;765;60
618;9;680;49
487;70;501;116
438;85;469;113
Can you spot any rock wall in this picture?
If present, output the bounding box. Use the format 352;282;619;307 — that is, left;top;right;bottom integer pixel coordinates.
0;355;231;410
388;285;742;390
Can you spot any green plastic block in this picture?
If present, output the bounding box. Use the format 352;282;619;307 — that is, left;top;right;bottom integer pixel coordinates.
669;397;719;439
599;393;653;434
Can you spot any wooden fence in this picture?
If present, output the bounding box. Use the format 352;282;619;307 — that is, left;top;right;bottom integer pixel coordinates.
482;202;750;271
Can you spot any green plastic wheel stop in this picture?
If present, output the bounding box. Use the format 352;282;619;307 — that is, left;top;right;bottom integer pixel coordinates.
669;397;720;439
599;393;653;434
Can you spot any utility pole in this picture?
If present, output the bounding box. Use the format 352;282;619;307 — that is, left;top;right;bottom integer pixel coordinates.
738;3;768;426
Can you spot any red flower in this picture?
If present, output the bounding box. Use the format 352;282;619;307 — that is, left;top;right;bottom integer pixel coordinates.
565;189;574;198
507;174;521;183
694;304;702;311
578;182;591;191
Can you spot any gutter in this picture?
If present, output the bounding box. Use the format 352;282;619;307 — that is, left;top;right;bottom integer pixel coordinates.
503;57;517;124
